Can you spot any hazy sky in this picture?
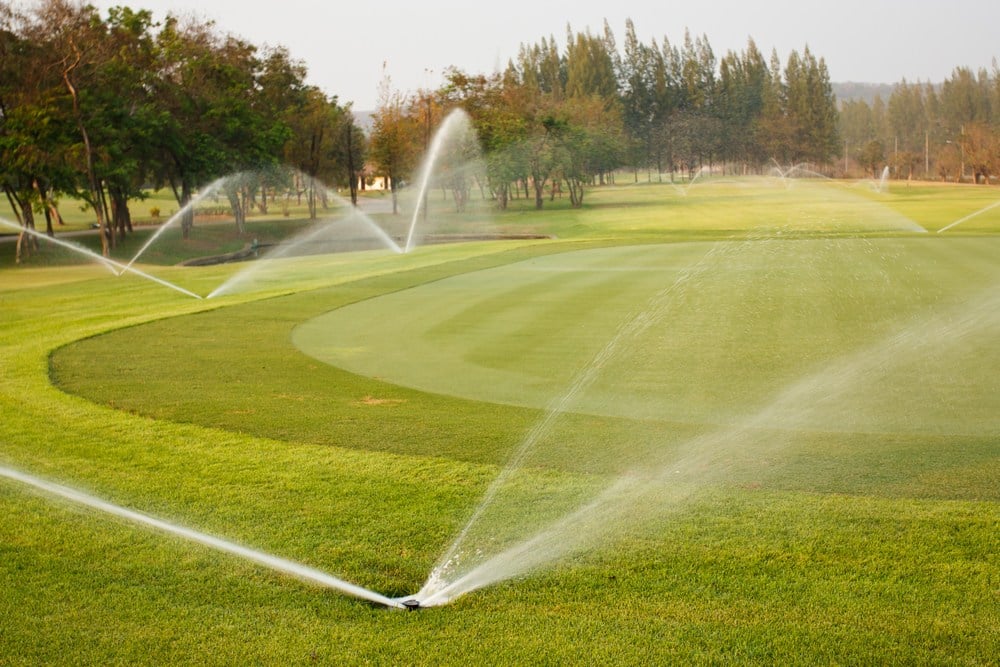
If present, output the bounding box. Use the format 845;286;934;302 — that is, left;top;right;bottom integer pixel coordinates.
85;0;1000;110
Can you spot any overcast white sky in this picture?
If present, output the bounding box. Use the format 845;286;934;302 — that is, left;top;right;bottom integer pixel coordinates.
83;0;1000;110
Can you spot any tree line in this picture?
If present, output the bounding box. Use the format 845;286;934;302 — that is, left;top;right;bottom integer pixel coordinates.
1;0;360;261
371;20;841;211
839;65;1000;183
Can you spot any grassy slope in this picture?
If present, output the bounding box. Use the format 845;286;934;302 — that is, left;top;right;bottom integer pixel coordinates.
2;180;999;664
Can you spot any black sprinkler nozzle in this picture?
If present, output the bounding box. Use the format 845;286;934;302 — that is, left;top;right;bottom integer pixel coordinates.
401;599;421;611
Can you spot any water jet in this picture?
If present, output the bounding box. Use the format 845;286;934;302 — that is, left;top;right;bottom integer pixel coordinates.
0;218;202;299
403;109;484;252
0;464;404;609
120;175;228;273
937;199;1000;233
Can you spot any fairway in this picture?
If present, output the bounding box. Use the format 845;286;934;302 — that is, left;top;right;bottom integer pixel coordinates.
4;179;999;663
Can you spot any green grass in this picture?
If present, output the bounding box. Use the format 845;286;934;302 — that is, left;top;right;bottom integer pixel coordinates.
2;178;999;664
0;189;180;232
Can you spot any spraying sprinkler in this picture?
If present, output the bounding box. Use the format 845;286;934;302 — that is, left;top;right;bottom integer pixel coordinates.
401;598;422;611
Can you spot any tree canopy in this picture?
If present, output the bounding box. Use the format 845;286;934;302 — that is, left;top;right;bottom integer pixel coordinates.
0;0;359;259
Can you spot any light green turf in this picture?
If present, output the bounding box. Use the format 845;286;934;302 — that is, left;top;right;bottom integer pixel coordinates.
3;179;999;664
292;238;1000;435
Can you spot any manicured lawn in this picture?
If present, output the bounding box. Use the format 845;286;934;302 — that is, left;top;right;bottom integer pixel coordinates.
2;179;998;664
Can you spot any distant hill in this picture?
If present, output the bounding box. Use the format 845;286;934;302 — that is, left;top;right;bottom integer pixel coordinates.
833;82;896;105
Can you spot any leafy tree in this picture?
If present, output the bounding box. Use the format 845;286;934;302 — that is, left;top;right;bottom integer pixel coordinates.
555;95;624;206
940;67;992;130
564;25;618;101
960;121;997;183
754;50;792;165
784;47;839;164
619;19;657;180
28;0;113;254
649;36;680;179
888;79;928;156
93;6;163;242
283;87;346;218
936;141;962;181
337;109;366;206
858;139;886;178
369;70;419;215
450;68;529;209
153;15;285;236
718;39;768;168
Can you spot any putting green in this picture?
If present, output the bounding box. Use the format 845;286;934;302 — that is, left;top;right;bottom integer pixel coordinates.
293;238;1000;435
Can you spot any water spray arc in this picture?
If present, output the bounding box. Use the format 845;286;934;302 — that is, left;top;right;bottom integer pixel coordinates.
937;199;1000;233
120;176;228;273
205;185;403;299
0;465;405;609
0;218;202;299
3;165;409;300
413;241;745;606
412;270;1000;607
876;165;891;193
403;109;473;253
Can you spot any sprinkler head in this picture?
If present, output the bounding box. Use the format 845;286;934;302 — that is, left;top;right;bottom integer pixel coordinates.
401;599;421;611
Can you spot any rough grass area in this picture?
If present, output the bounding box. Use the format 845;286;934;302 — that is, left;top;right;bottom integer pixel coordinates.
2;179;999;664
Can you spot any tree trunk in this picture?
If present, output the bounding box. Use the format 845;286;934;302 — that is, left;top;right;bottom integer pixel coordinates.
227;189;246;233
389;171;398;215
17;209;38;264
496;183;508;211
6;189;38;264
345;125;359;207
97;184;117;248
109;186;131;243
35;180;55;237
306;178;317;219
533;177;545;210
258;184;268;214
180;180;194;239
566;178;585;208
62;44;109;256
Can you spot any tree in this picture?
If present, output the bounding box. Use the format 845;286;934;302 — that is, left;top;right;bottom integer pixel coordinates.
649;36;680;179
283;87;345;218
525;105;563;209
338;109;365;206
31;0;112;254
858;140;886;178
555;95;624;206
717;39;768;169
93;6;163;243
564;25;618;102
783;47;839;164
369;70;419;215
667;30;720;172
153;15;281;236
449;68;529;210
888;79;928;158
961;122;998;184
0;6;53;261
619;19;656;179
936;141;962;181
